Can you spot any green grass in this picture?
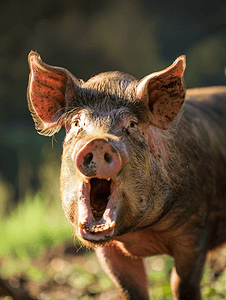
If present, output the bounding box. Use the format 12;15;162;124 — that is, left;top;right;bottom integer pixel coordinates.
145;255;226;299
0;193;73;261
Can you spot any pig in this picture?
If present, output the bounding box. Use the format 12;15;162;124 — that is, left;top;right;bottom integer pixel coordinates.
27;51;226;300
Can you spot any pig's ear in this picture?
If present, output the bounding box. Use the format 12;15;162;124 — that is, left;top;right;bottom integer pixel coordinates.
27;51;77;136
137;56;186;130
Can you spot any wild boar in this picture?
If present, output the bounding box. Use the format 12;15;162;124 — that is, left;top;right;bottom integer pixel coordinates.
27;51;226;300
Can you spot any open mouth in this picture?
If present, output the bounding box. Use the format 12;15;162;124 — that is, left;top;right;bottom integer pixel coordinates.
78;178;119;242
90;178;111;220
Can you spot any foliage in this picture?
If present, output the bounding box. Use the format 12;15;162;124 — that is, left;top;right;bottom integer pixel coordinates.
0;193;73;263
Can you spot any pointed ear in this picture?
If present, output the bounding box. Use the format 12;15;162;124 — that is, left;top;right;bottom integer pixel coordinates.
27;51;77;136
137;56;186;130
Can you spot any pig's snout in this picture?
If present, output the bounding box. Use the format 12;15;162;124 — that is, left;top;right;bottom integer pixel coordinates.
75;139;124;179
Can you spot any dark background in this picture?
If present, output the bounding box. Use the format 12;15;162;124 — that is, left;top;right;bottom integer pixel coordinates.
1;0;226;210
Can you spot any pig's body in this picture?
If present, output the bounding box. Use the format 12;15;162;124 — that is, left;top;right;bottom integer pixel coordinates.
27;51;226;299
96;87;226;300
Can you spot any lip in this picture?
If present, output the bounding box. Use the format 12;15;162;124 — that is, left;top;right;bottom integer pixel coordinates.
78;220;116;241
77;179;120;242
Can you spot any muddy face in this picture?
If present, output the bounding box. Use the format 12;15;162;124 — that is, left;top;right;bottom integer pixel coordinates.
60;108;152;247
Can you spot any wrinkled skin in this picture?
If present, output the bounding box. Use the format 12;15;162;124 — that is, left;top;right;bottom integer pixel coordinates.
27;51;226;300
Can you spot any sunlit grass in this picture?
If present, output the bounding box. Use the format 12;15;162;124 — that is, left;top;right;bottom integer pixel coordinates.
145;255;226;299
0;192;73;278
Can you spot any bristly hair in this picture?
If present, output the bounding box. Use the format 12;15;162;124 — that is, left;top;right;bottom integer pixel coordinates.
58;72;150;125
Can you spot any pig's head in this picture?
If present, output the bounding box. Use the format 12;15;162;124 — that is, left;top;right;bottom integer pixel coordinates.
27;51;185;247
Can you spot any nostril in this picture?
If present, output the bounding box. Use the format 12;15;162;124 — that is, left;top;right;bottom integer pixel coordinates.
83;152;93;165
104;152;112;164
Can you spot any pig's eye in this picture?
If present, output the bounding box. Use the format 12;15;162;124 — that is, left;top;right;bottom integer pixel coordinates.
128;120;138;129
72;119;80;127
71;118;82;134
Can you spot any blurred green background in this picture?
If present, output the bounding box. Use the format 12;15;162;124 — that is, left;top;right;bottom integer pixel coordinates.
1;0;226;298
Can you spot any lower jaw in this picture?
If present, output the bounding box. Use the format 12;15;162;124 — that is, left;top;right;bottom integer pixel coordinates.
77;232;114;249
77;221;115;244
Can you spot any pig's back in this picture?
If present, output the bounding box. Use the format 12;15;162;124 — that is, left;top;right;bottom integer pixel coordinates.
184;86;226;148
183;87;226;249
185;86;226;120
186;86;226;102
181;86;226;162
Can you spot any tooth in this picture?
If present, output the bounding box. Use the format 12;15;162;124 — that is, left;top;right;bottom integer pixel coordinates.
84;178;89;184
110;221;115;229
80;220;116;235
103;225;107;231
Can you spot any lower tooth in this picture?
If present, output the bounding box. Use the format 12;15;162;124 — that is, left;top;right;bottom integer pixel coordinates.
82;221;115;234
110;221;115;228
104;224;109;230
